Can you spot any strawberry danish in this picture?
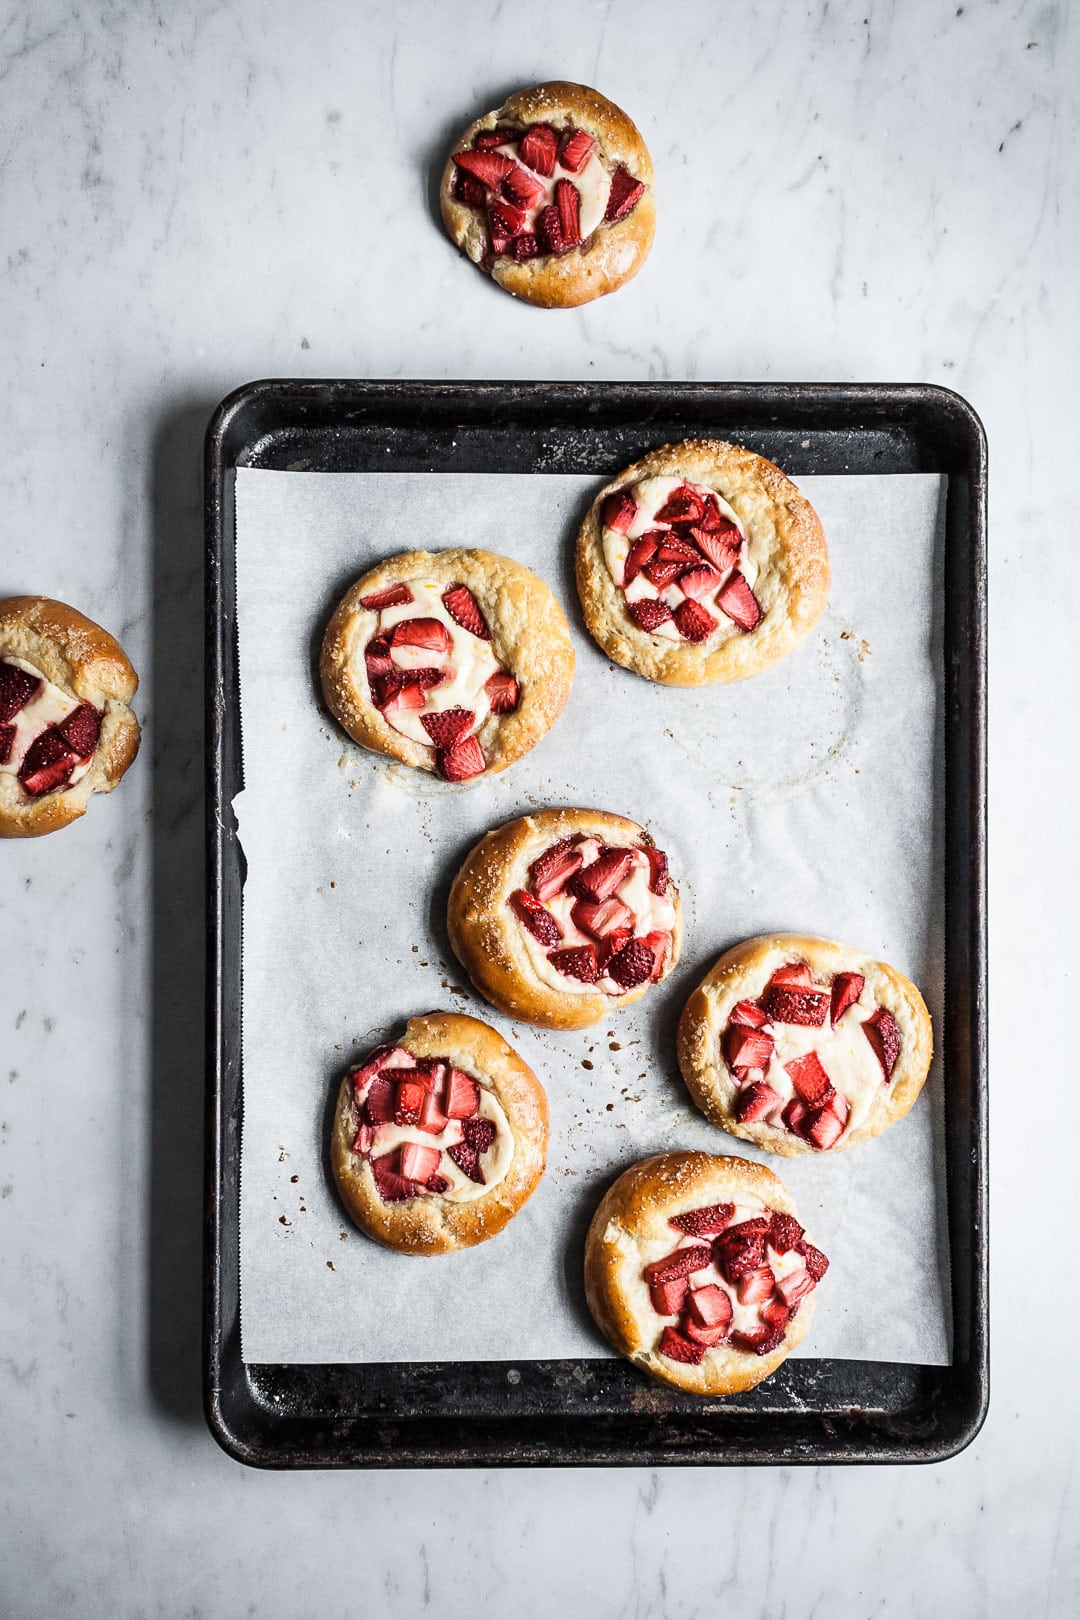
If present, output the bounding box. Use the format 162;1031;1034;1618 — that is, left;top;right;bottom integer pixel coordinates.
576;440;830;685
585;1152;828;1395
677;934;933;1156
447;808;683;1031
319;549;574;783
0;595;140;838
330;1012;549;1254
439;80;655;308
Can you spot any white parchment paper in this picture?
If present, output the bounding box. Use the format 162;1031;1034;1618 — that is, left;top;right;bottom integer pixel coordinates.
235;466;950;1366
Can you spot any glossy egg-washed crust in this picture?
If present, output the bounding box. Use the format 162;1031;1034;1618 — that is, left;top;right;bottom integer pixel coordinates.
677;933;934;1158
576;440;830;685
319;549;574;780
585;1151;819;1396
330;1012;549;1255
0;596;140;838
439;81;656;309
447;807;684;1031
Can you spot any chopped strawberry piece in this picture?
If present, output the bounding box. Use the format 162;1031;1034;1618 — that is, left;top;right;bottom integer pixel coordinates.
595;926;633;970
18;729;75;797
736;1266;776;1305
695;495;730;532
605;164;645;221
572;848;634;903
519;123;558;176
56;702;100;758
364;635;394;680
777;1266;815;1309
351;1121;374;1156
420;708;474;749
642;555;683;588
549;945;600;983
510;231;540;262
760;1296;792;1335
622;532;659;585
678;566;723;602
474;125;520;150
0;661;42;722
530;838;584;903
763;984;829;1027
800;1242;830;1282
502;163;546;208
770;962;816;986
641;930;671;981
360;583;414;611
413;1058;447;1092
713;1221;768;1281
669;1204;734;1236
644;1244;713;1285
683;1315;730;1348
510;889;562;946
369;670;403;708
717;571;763;632
484;670;519;713
627;598;673;633
640;844;668;896
463;1117;496;1153
730;999;769;1029
804;1105;845;1151
692;532;740;575
391;617;451;653
444;1069;481;1119
384;678;427;713
451;167;487;207
558;129;596;173
488;201;527;253
394;1080;426;1127
730;1325;786;1356
601;490;637;533
417;1090;449;1135
447;1140;485;1183
606;939;656;989
363;1075;396;1125
536;204;565;254
370;1152;418;1203
399;1142;441;1182
723;1025;775;1071
441;583;492;640
571;895;633;940
863;1006;902;1080
782;1097;809;1137
655;485;704;525
649;1275;689;1317
735;1081;783;1123
452;148;515;189
554;178;582;246
768;1213;805;1254
830;971;866;1025
437;735;486;781
784;1050;834;1106
376;1046;418;1073
686;1284;731;1330
427;1174;451;1195
0;724;14;765
655;534;701;565
673;600;717;644
658;1325;705;1364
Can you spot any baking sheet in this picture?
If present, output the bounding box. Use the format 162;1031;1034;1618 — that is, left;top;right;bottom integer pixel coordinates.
234;466;950;1367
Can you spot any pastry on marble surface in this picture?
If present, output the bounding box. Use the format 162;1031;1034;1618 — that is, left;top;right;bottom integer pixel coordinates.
575;440;830;684
319;549;574;782
448;807;683;1031
0;595;140;838
584;1151;829;1395
439;80;654;308
677;933;933;1157
330;1012;548;1254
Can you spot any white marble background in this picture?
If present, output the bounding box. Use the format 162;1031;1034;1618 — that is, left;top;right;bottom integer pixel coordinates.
0;1;1075;1615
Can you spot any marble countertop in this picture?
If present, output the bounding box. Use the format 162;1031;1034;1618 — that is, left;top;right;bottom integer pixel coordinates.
2;1;1076;1615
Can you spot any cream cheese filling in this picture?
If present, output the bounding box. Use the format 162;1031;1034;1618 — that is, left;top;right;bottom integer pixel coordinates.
0;657;91;785
363;1082;514;1204
367;582;501;747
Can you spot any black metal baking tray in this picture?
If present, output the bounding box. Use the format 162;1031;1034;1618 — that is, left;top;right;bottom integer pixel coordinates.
205;379;987;1468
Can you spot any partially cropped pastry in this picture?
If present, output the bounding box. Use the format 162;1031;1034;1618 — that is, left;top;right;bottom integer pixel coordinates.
448;807;682;1031
576;440;829;685
439;80;654;308
0;595;140;838
585;1152;829;1395
330;1012;549;1254
319;549;574;783
677;934;933;1157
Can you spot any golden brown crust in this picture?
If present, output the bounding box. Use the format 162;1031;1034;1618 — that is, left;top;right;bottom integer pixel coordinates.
319;549;574;780
330;1012;549;1254
439;81;655;309
447;807;684;1031
584;1151;819;1395
575;440;830;685
676;933;934;1157
0;595;140;838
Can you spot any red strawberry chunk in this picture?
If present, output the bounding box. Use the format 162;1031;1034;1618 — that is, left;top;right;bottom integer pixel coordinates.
669;1204;735;1236
601;490;637;534
351;1121;374;1156
717;571;763;632
441;583;492;640
649;1275;689;1317
571;895;633;940
642;555;683;588
444;1069;481;1119
678;565;723;602
554;178;582;246
605;939;656;989
510;889;562;947
673;600;717;644
488;201;527;253
0;724;14;765
777;1266;815;1309
18;729;75;797
413;1058;447;1092
760;1296;791;1335
559;129;596;173
420;708;474;750
417;1090;449;1135
510;232;540;262
627;598;673;633
536;204;565;255
573;848;634;903
605;164;646;221
642;844;668;895
730;999;769;1029
800;1242;830;1282
549;945;600;983
692;532;740;575
771;962;815;987
447;1140;485;1184
363;1075;396;1125
384;678;427;714
731;1325;786;1356
763;984;829;1027
475;125;520;150
394;1080;426;1127
595;926;633;970
427;1174;451;1195
451;167;487;207
519;123;558;176
784;1050;834;1106
644;1244;713;1285
830;971;866;1025
365;635;394;680
804;1105;845;1151
622;533;659;585
714;1222;768;1282
658;1325;705;1365
484;670;519;713
656;534;701;565
391;617;451;653
370;1152;419;1203
437;735;486;781
723;1025;775;1071
502;163;546;208
863;1006;902;1080
737;1266;776;1306
686;1284;731;1330
56;702;100;759
0;661;42;722
463;1117;496;1153
655;485;704;525
768;1212;805;1254
399;1142;441;1182
782;1097;809;1137
735;1081;783;1123
641;930;670;982
530;838;584;902
683;1315;730;1348
452;148;515;189
360;583;414;611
